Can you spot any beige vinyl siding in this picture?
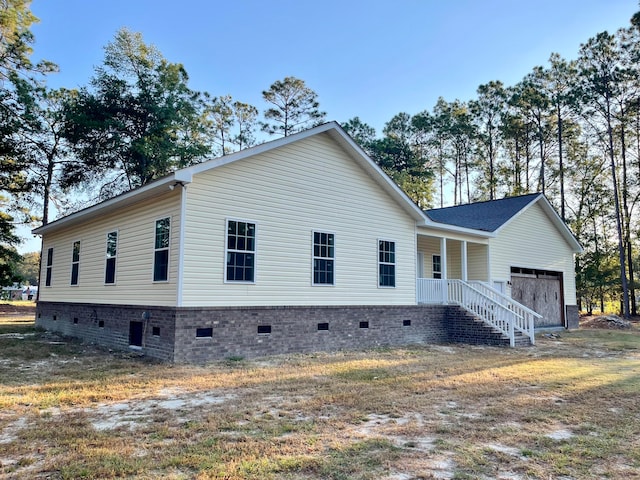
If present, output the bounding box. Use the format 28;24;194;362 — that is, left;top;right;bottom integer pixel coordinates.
489;202;577;304
39;191;181;306
417;234;487;280
181;133;417;306
468;243;488;281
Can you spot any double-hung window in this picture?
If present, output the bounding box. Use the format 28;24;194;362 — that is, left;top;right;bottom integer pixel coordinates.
226;220;256;282
313;232;335;285
105;231;118;284
45;247;53;287
154;218;170;282
70;241;80;285
378;240;396;287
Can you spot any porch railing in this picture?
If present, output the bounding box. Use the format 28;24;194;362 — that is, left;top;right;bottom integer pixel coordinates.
417;278;539;347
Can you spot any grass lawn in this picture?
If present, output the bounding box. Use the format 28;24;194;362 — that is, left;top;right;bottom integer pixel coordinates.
1;314;639;479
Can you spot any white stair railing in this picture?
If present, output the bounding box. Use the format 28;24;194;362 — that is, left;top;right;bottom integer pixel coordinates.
416;278;539;347
468;281;540;345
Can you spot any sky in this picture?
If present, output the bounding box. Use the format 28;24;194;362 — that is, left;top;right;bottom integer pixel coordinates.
16;0;639;252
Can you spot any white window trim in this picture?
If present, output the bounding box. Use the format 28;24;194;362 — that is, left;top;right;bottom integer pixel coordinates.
311;230;336;286
104;229;119;286
70;239;81;287
152;216;171;283
45;246;54;287
224;217;257;284
377;238;396;289
432;254;442;279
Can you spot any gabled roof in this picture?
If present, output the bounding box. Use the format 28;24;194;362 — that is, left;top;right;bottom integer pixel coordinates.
425;194;583;253
34;122;434;235
425;194;541;232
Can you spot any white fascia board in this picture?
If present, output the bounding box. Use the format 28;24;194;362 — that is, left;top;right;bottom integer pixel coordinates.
417;222;494;239
32;174;188;236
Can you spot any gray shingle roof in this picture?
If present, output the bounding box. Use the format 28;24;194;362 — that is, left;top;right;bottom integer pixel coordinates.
425;193;542;232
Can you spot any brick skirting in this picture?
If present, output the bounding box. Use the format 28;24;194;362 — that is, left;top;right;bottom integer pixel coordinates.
36;302;521;363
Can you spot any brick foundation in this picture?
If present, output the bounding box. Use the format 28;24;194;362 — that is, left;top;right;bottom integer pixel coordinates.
36;302;519;363
565;305;579;330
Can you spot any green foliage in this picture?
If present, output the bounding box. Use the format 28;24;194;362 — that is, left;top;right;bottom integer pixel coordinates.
61;28;211;199
0;0;55;285
261;76;326;137
16;250;38;285
0;0;55;79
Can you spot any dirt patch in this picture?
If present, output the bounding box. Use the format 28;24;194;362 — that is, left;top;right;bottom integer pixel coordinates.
0;303;36;314
580;314;638;329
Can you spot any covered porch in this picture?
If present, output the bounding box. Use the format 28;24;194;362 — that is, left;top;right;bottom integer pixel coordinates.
415;233;540;347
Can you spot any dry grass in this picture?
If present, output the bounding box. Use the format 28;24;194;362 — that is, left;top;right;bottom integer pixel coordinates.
1;315;639;479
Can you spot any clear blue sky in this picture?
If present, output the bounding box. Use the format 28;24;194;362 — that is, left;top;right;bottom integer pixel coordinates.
17;0;639;252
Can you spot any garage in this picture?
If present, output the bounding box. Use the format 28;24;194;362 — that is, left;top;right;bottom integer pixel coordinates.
510;267;564;328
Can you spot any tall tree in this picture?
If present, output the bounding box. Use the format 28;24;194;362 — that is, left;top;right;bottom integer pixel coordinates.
0;0;55;284
577;31;630;317
342;116;376;154
61;28;210;200
369;112;434;208
12;79;76;225
261;76;325;137
546;53;579;221
232;100;258;151
470;81;506;200
0;0;55;80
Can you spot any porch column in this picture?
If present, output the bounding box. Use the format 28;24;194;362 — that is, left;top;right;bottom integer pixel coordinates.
440;237;448;303
461;241;468;282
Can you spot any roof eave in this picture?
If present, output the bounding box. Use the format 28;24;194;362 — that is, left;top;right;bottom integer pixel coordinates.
32;172;192;236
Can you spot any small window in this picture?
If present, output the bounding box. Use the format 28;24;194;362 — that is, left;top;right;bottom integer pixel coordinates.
378;240;396;287
70;241;80;285
152;326;160;336
196;327;212;338
257;325;271;335
432;255;442;279
225;220;256;282
105;231;118;284
154;218;170;282
313;231;335;285
45;247;53;287
317;322;329;331
359;321;369;329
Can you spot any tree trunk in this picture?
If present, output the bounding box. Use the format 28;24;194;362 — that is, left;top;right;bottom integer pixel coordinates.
557;105;565;221
605;95;630;318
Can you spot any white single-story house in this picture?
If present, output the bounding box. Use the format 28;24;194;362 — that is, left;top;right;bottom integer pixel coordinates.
33;122;582;362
